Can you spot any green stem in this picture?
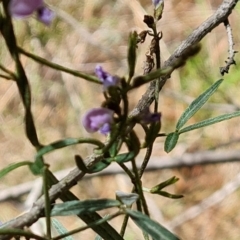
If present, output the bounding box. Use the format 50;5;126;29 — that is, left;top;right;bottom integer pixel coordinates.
118;162;135;181
18;47;102;84
36;137;105;160
139;144;153;178
52;211;123;240
101;89;129;154
0;63;17;80
0;4;41;148
43;166;52;239
0;74;12;80
131;157;149;216
46;170;124;240
120;215;129;237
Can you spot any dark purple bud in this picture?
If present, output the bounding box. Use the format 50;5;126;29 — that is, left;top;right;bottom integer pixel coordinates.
37;6;54;25
82;108;114;135
138;107;161;124
95;65;119;90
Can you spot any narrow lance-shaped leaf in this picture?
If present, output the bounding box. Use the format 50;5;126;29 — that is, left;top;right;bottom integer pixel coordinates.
151;176;180;191
113;151;136;163
164;132;179;153
126;209;180;240
176;79;223;130
51;218;74;240
35;138;104;159
0;161;32;179
51;199;121;217
179;110;240;134
95;235;103;240
153;190;184;199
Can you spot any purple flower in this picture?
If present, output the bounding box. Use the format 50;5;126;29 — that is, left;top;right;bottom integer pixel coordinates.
138;107;161;124
9;0;54;25
95;65;119;90
82;108;114;135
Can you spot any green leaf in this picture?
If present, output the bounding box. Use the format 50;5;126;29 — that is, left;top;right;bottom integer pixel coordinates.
51;218;74;240
35;138;104;160
155;191;184;199
179;110;240;134
164;132;179;153
115;191;139;206
0;161;32;179
150;177;183;199
75;155;89;173
29;157;44;175
75;155;112;174
126;210;180;240
95;235;103;240
128;130;141;155
113;151;136;163
89;159;112;173
128;31;138;80
108;139;120;158
176;79;223;130
51;199;121;217
150;176;180;191
36;138;82;159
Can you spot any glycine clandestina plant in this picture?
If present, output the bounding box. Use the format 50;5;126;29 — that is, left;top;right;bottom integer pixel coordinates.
0;0;239;240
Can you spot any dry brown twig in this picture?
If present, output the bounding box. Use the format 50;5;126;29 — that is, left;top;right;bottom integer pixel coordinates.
0;0;238;238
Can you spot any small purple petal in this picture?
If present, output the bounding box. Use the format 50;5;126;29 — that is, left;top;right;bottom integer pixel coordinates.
9;0;43;18
95;65;119;90
82;108;114;134
95;65;108;82
152;0;164;8
99;123;111;135
37;7;54;25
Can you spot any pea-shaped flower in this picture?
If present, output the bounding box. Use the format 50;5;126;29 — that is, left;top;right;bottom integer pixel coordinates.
9;0;54;25
95;65;119;90
82;108;114;135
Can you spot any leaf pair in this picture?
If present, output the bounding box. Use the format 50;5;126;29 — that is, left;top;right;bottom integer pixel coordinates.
165;79;240;152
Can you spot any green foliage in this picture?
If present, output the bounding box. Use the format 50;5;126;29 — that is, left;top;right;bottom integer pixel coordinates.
179;111;240;134
164;132;179;153
164;79;240;152
0;1;239;240
150;176;184;199
52;218;74;240
176;79;223;130
0;161;32;179
51;199;121;216
126;209;180;240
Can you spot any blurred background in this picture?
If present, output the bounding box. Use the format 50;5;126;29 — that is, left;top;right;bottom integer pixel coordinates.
1;0;240;239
